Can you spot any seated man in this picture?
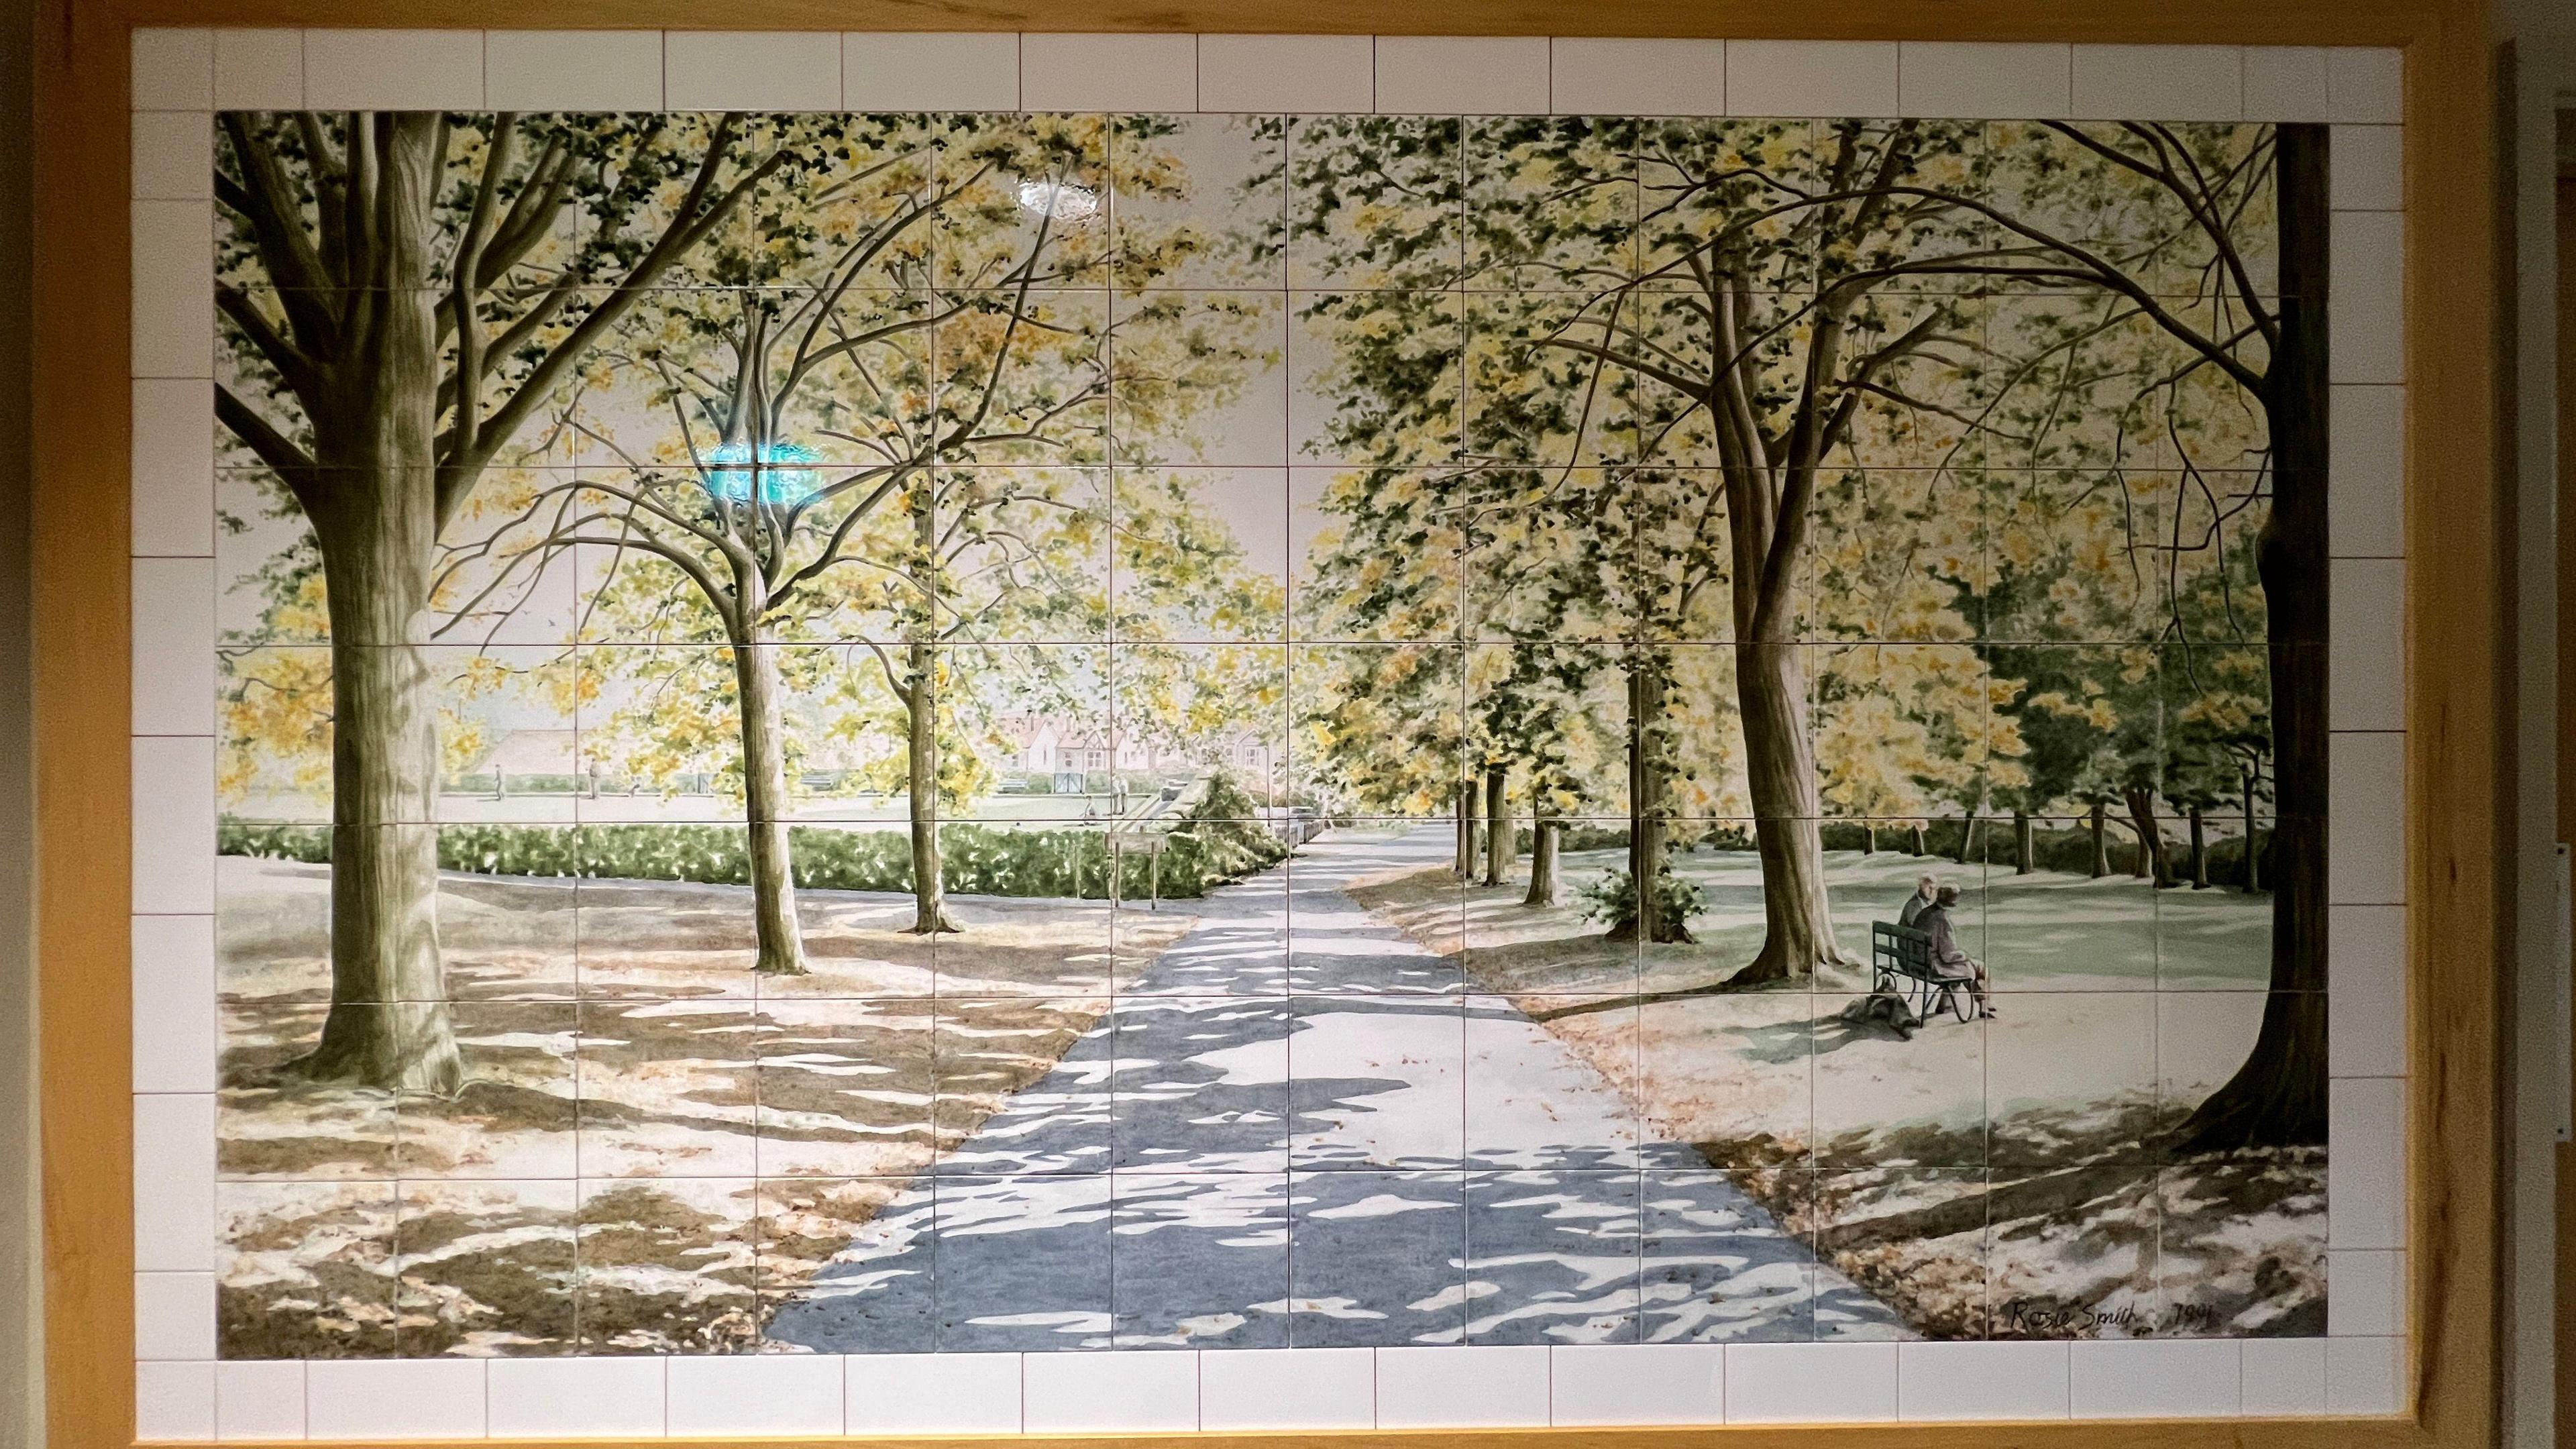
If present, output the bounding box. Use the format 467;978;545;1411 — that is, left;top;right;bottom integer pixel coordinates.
1913;885;1996;1019
1898;873;1938;928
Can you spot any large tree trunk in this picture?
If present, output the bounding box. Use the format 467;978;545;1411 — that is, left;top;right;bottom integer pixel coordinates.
731;629;809;975
2012;810;2034;875
292;123;458;1093
902;643;957;934
1524;817;1559;906
2180;123;2329;1150
1725;639;1837;983
2087;802;2110;878
1611;660;1693;944
1483;763;1510;886
2123;784;2176;888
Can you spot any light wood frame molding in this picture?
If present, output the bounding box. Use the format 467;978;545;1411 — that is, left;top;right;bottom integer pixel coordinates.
33;1;2506;1447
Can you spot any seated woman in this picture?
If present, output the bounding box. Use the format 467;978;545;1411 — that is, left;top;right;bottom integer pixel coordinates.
1912;885;1996;1019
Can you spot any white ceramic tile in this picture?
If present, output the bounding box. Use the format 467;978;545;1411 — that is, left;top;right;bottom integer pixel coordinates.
667;1355;843;1437
1725;1342;1899;1424
138;1361;218;1443
2328;1075;2405;1250
844;32;1019;111
2070;44;2241;121
2328;904;2406;1077
132;201;213;380
213;30;302;110
217;1360;308;1442
488;1356;665;1438
2329;557;2404;733
133;557;216;736
1377;1345;1550;1428
2325;1335;2404;1414
663;32;841;112
132;378;215;557
845;1352;1022;1434
486;32;662;111
2326;731;2405;906
133;914;217;1093
134;735;217;914
1727;41;1898;118
2243;47;2330;123
2331;125;2403;211
136;1271;219;1359
2240;1336;2328;1415
307;1360;488;1441
1550;1344;1722;1426
2330;210;2405;385
132;30;213;111
1898;1341;2069;1420
133;1093;216;1271
1196;34;1371;114
302;30;484;111
2330;1248;2405;1336
2329;384;2405;557
2068;1340;2241;1417
1022;1350;1198;1433
1021;33;1196;113
1898;42;2070;119
1373;36;1548;115
1549;39;1725;117
2327;48;2404;125
133;112;213;203
1199;1347;1373;1430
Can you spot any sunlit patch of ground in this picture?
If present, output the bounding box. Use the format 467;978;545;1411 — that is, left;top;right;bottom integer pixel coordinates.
1347;843;2324;1339
212;857;1191;1357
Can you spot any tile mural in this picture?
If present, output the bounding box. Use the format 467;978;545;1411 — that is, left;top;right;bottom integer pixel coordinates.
204;108;2329;1360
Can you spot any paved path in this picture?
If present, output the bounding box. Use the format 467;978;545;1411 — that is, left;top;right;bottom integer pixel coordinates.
767;825;1899;1351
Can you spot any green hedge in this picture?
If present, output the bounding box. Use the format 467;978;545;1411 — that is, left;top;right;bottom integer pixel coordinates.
218;777;1294;902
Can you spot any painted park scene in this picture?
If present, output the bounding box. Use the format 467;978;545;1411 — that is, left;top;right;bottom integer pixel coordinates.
205;106;2329;1358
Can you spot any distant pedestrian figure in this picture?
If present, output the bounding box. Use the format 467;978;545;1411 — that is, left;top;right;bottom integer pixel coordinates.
1913;885;1996;1019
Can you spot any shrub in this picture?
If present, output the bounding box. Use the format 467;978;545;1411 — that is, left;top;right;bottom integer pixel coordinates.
1577;867;1705;932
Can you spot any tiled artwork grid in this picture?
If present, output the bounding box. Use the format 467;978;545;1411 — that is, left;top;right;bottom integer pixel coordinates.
130;29;2408;1438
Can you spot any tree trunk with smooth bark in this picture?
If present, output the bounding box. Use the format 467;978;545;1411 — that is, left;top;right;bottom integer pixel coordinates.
1611;661;1694;944
1524;817;1559;905
1456;777;1479;877
2124;784;2176;888
2012;810;2034;875
902;642;957;934
1725;638;1835;982
731;627;809;975
2189;807;2210;889
1483;763;1510;886
2180;123;2330;1150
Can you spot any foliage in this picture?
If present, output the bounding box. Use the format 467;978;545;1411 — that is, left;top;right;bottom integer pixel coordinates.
1577;867;1707;934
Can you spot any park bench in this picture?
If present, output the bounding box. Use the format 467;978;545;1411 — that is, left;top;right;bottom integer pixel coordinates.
1870;920;1978;1026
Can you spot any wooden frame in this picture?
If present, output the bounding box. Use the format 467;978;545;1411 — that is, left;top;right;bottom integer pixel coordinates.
33;1;2504;1446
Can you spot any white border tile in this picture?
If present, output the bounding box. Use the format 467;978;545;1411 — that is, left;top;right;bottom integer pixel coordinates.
2330;210;2406;385
1373;36;1547;115
2328;1248;2405;1336
134;112;213;202
132;378;215;557
306;1360;489;1441
2070;44;2241;121
845;1352;1022;1435
2068;1340;2241;1417
1898;1340;2069;1420
137;1271;219;1359
1377;1345;1550;1428
138;1361;218;1442
1024;1350;1199;1433
486;32;662;111
1547;38;1724;117
1725;1342;1898;1423
132;914;218;1094
844;32;1020;112
131;201;212;380
1199;1347;1373;1430
1196;34;1371;114
666;1355;844;1437
302;30;485;111
212;30;302;110
2326;48;2404;125
2241;1338;2328;1415
2327;731;2406;905
133;557;216;737
488;1356;665;1438
132;30;214;111
663;32;841;112
2324;1336;2404;1415
2328;383;2406;557
133;735;217;915
2328;557;2404;733
216;1360;309;1442
1727;40;1898;117
1021;33;1196;113
1549;1343;1722;1426
2328;1075;2406;1250
2243;46;2330;123
2330;124;2403;211
2327;904;2406;1077
1898;42;2070;119
132;1092;215;1271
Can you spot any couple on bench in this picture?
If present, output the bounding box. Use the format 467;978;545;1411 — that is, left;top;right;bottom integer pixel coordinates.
1896;875;1997;1020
